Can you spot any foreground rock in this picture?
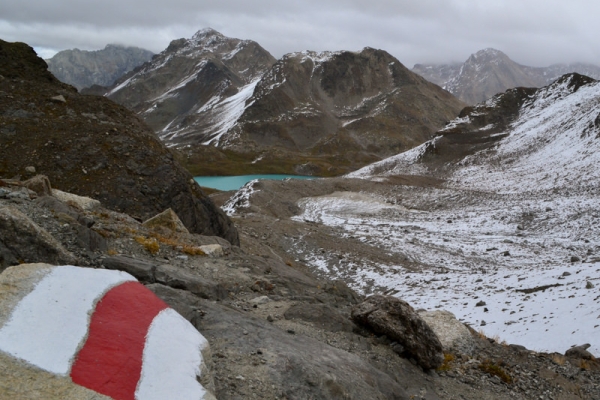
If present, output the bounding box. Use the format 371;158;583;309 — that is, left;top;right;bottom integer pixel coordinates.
0;205;77;270
351;295;444;370
0;39;238;245
0;263;215;399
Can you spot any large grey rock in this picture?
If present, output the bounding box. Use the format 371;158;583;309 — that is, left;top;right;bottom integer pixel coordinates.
351;295;444;370
419;310;475;355
142;208;189;234
565;344;595;360
0;206;76;270
149;284;440;400
154;264;227;300
102;255;157;283
23;175;52;196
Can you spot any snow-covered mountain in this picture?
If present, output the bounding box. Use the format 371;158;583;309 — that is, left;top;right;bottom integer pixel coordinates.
100;28;276;146
274;73;600;355
413;48;600;105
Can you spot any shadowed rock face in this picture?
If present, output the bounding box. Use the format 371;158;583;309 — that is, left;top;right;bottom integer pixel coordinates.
46;44;154;90
0;39;238;245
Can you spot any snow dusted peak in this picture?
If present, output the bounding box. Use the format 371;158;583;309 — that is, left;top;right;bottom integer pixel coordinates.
191;28;226;43
286;50;342;65
468;48;509;64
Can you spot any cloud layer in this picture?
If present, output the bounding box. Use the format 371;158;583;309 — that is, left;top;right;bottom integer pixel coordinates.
1;0;599;67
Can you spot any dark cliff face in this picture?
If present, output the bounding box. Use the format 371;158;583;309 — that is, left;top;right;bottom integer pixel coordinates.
0;39;239;245
229;48;465;159
46;44;154;90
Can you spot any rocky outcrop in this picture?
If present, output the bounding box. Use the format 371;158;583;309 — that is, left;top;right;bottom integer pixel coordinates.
142;208;190;234
413;48;600;104
0;39;238;245
46;44;154;90
351;295;444;370
0;206;76;270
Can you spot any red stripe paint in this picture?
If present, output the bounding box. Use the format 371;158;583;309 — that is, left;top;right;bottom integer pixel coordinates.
70;281;168;400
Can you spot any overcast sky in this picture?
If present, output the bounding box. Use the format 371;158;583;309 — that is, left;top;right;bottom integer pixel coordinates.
1;0;599;68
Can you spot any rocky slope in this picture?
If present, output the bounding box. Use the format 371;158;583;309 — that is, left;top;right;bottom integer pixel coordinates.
98;28;276;147
413;48;600;104
46;44;154;90
0;39;238;244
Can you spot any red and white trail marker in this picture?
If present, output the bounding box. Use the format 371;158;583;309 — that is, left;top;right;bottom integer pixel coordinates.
0;265;211;400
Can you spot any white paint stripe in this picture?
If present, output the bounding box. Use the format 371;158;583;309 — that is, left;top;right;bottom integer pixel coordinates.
0;265;136;374
135;308;208;400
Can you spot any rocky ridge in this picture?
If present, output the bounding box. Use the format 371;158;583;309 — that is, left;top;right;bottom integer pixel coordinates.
0;39;238;244
46;44;154;91
413;48;600;104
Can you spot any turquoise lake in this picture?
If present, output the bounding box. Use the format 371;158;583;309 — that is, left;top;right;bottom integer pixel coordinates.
194;174;315;191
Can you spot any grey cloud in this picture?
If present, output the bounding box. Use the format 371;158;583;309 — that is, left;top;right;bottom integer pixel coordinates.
1;0;599;68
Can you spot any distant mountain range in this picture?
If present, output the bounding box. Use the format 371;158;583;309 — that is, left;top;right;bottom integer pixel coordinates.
413;48;600;104
46;44;154;90
91;28;464;175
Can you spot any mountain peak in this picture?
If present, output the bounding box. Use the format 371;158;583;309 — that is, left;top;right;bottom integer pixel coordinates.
191;27;224;41
468;48;509;63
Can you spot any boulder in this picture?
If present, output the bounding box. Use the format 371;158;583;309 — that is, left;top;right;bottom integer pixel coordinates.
198;244;224;258
0;205;77;271
565;344;595;360
102;255;157;283
0;263;215;400
418;310;475;355
23;175;52;196
142;208;189;234
154;264;227;300
351;295;444;370
52;189;101;211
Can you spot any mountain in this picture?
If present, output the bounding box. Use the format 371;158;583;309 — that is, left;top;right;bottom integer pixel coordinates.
225;48;464;164
351;72;600;185
413;48;600;104
99;31;465;175
100;28;276;147
46;44;154;90
0;38;238;244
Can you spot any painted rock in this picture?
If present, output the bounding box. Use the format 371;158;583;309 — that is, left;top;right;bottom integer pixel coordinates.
0;263;215;400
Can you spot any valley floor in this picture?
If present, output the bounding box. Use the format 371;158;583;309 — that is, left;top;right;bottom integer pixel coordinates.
224;176;600;357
